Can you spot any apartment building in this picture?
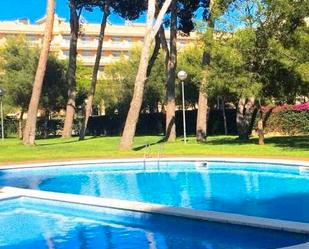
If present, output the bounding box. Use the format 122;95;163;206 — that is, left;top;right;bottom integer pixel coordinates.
0;15;197;70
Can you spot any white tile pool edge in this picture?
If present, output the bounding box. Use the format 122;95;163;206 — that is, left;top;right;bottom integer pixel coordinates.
1;157;309;170
1;186;309;237
280;243;309;249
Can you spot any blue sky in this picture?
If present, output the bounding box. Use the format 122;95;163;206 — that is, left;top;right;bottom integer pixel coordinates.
0;0;145;24
0;0;244;31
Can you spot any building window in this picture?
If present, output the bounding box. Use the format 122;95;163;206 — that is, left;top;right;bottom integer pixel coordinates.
62;35;71;44
80;36;92;44
81;51;93;60
26;35;36;41
112;51;121;58
111;37;121;44
124;37;132;43
101;51;109;58
63;35;71;40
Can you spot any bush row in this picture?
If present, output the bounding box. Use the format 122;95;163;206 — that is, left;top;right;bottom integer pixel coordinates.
2;108;308;138
2;109;237;138
264;110;309;135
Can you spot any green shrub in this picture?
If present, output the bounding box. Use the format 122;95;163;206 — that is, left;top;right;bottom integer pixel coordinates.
265;110;309;135
1;118;18;138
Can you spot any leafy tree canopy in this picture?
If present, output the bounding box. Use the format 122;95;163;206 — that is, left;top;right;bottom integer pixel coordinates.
0;36;70;114
96;45;166;115
203;0;309;104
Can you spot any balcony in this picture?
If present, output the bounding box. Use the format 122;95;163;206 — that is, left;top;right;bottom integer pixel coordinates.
57;35;142;52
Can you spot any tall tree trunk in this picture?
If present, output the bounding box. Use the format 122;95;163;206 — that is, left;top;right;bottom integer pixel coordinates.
165;0;177;142
196;51;211;142
257;106;264;145
22;0;55;145
79;2;110;140
119;4;155;150
248;101;258;137
18;109;24;139
147;34;161;76
196;0;214;142
257;118;264;145
62;0;81;138
43;110;50;139
119;0;172;150
237;98;246;139
237;97;256;140
222;97;227;135
159;25;169;65
196;89;208;142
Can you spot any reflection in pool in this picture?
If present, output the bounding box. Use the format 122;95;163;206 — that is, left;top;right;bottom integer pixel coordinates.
0;161;309;222
0;197;308;249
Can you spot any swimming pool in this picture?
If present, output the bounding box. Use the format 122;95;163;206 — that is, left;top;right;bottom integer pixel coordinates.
1;159;309;223
0;196;308;249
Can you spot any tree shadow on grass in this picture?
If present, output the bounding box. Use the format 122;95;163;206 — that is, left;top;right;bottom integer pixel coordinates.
265;136;309;150
133;138;166;151
207;136;254;145
36;136;99;147
207;135;309;151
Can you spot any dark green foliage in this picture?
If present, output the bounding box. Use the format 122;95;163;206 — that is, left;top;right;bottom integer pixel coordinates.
41;57;68;113
177;0;200;34
82;0;145;20
2;118;18;138
265;110;309;135
4;108;308;138
204;0;309;104
177;44;204;106
158;0;203;35
200;0;234;20
207;28;262;101
85;109;237;136
112;0;146;20
75;62;93;107
0;37;70;114
96;46;166;115
0;36;38;112
251;0;309;102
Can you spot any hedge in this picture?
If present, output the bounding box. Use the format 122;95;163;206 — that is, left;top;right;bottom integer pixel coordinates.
1;109;237;138
2;105;308;138
265;110;309;135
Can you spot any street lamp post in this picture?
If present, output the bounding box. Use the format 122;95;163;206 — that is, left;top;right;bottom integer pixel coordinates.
177;71;188;144
0;88;4;141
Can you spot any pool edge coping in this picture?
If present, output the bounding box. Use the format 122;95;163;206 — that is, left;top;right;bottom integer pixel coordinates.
280;243;309;249
1;157;309;170
1;186;309;236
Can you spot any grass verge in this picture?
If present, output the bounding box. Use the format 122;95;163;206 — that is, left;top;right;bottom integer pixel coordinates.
0;135;308;164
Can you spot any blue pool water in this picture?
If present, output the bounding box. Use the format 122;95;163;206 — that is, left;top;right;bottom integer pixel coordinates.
0;197;308;249
0;161;309;222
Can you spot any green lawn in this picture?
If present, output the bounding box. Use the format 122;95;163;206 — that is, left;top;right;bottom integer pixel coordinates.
0;135;308;164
